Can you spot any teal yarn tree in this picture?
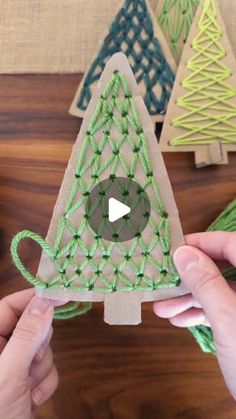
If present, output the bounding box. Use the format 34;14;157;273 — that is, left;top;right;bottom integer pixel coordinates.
70;0;176;121
190;199;236;353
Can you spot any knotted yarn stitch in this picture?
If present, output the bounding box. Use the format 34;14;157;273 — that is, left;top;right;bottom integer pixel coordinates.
157;0;200;61
189;199;236;353
169;0;236;147
11;70;180;320
77;0;175;116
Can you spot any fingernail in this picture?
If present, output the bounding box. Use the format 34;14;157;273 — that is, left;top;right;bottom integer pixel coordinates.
29;296;50;316
173;246;200;273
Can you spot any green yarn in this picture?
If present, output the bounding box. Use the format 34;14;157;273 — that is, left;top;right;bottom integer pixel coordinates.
11;70;180;319
170;0;236;147
77;0;175;117
158;0;200;61
54;302;92;320
189;199;236;353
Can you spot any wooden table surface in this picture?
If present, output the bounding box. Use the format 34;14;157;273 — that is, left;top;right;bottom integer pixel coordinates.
1;74;236;419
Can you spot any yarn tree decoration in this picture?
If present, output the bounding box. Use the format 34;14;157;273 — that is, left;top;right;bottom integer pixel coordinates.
11;53;186;325
69;0;176;123
160;0;236;167
156;0;200;62
190;199;236;353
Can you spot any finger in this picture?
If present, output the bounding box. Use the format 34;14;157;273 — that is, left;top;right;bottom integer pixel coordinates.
31;364;59;408
0;289;35;337
34;326;53;363
228;281;236;292
173;245;236;332
169;308;210;328
185;232;236;266
29;346;54;389
50;299;70;307
1;296;53;379
0;336;7;354
154;279;236;320
153;294;201;319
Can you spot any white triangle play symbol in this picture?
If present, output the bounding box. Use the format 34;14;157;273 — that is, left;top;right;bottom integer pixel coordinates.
108;198;131;223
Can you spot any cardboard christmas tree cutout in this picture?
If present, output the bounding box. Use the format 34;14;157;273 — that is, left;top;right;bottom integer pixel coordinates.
69;0;176;123
156;0;200;62
11;53;187;325
160;0;236;167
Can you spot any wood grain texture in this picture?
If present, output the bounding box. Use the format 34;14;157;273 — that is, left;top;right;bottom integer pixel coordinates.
0;74;236;418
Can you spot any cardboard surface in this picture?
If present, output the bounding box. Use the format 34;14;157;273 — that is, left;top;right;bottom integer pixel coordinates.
159;0;236;167
36;52;187;324
69;0;176;123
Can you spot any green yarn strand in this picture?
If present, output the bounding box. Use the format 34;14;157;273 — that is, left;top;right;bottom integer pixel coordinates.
189;325;216;354
11;230;53;288
54;302;92;319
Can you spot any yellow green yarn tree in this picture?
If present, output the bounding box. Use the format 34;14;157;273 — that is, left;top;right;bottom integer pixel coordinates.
160;0;236;167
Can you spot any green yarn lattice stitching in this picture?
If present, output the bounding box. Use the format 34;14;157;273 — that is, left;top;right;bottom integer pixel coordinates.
77;0;175;116
158;0;200;60
11;71;180;312
170;0;236;147
189;199;236;354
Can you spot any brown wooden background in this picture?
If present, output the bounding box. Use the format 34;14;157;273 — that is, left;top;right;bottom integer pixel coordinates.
1;74;236;418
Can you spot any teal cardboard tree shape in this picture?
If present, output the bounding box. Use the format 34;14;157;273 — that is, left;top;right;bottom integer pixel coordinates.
69;0;176;123
160;0;236;167
11;53;186;325
156;0;200;62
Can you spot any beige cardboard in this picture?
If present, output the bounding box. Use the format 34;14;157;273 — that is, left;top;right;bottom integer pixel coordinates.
69;0;176;123
159;0;236;167
36;52;187;325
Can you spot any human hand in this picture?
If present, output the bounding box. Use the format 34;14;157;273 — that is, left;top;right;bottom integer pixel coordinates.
0;289;67;419
153;232;236;400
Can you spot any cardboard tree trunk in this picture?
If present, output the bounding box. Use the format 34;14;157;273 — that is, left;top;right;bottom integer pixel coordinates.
156;0;200;63
69;0;176;124
11;53;188;325
159;0;236;167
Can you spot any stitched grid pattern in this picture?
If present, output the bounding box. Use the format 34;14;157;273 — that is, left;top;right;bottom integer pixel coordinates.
77;0;175;116
169;0;236;147
158;0;200;61
11;71;180;293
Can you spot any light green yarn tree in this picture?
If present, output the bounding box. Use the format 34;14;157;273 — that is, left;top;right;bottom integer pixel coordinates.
157;0;200;61
11;54;182;322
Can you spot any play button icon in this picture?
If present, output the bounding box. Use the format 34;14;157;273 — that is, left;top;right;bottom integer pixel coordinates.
108;198;131;223
86;177;151;242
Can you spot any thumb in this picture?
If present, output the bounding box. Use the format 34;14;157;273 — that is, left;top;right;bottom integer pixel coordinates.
173;245;236;329
1;296;53;378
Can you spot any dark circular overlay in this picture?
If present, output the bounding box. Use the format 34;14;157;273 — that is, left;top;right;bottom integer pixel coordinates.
86;177;151;242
